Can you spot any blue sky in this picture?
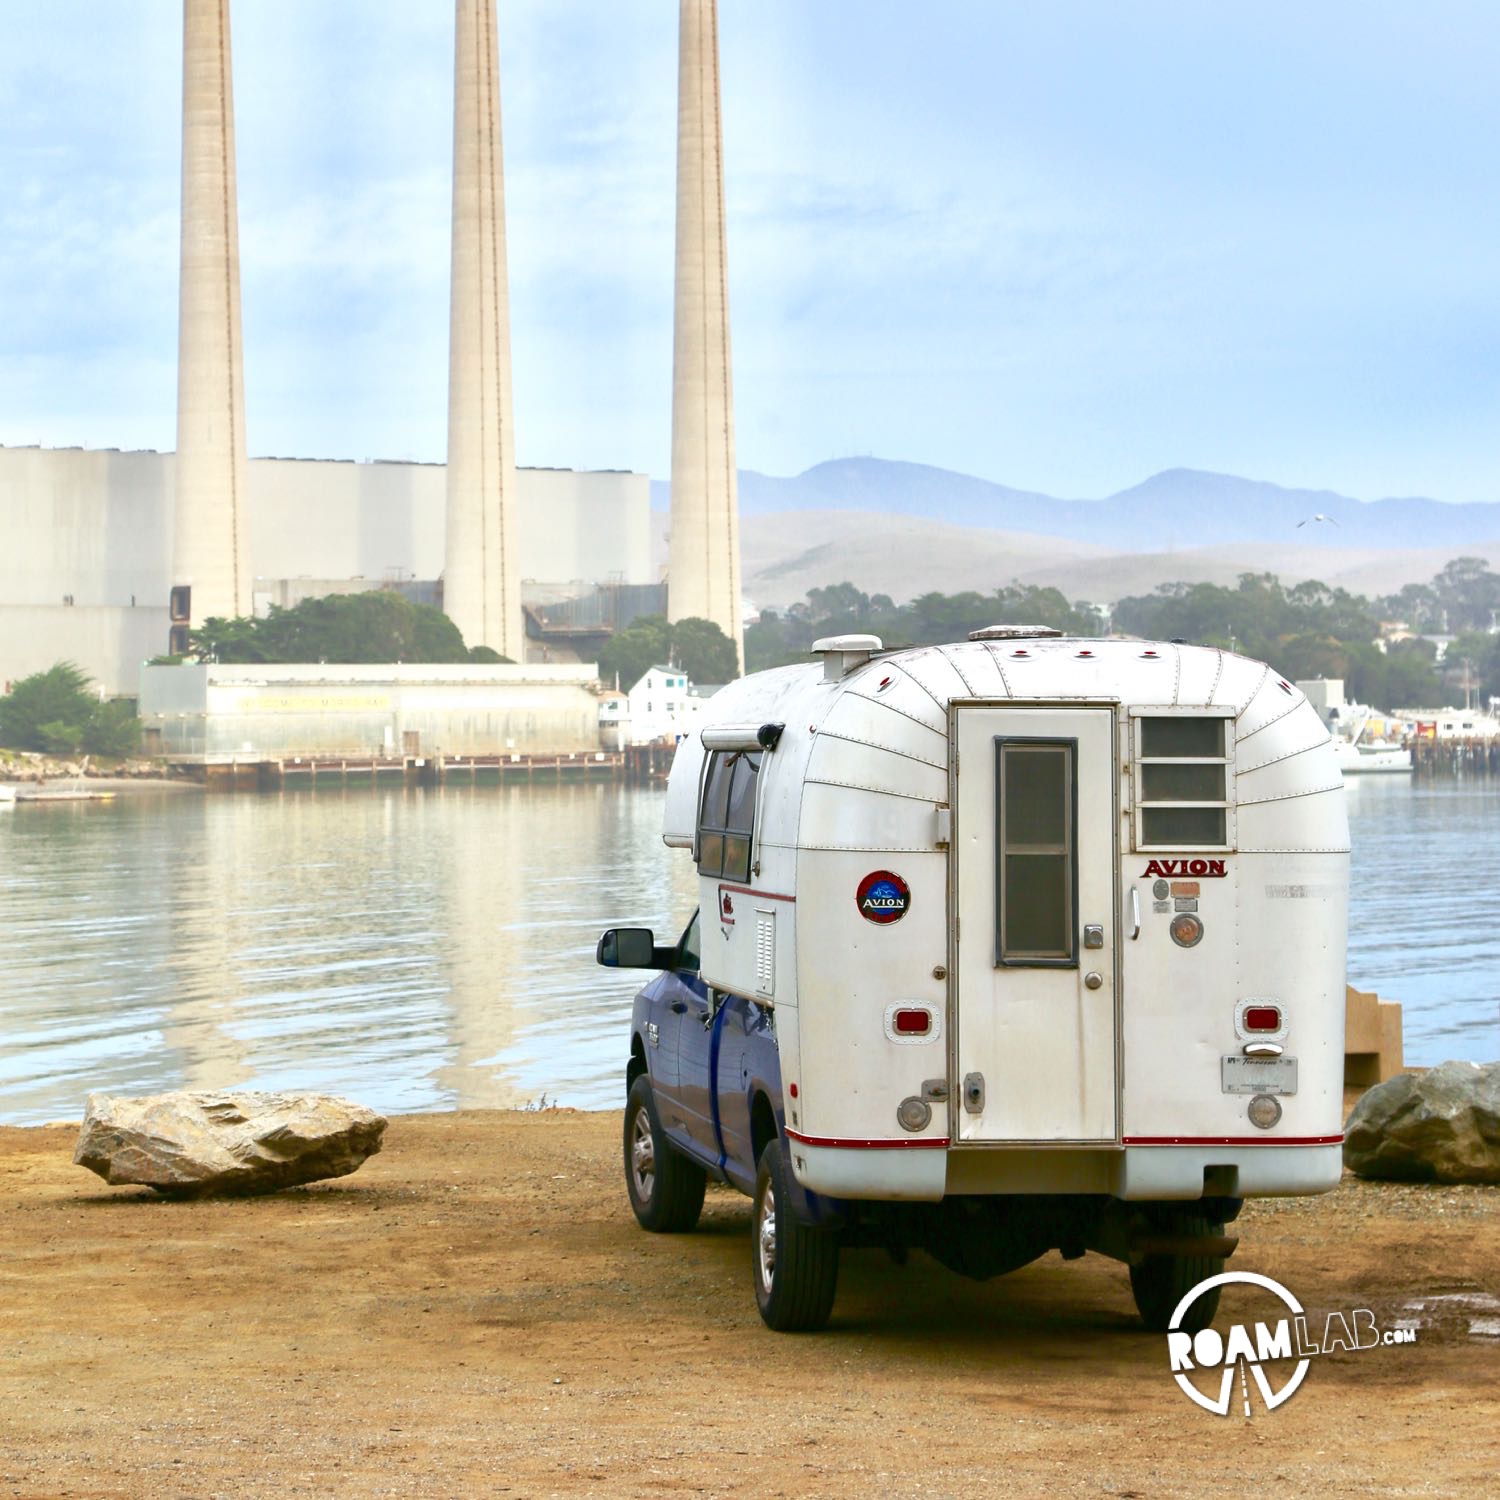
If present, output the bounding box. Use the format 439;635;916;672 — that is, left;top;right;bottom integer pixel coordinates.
2;1;1499;502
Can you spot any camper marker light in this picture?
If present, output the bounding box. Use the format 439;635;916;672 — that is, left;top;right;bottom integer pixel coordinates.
1244;1005;1282;1032
892;1008;932;1036
1169;913;1204;948
1248;1094;1283;1129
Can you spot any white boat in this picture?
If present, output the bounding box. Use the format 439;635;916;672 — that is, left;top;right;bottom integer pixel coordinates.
1333;738;1411;774
0;784;16;805
1332;706;1411;774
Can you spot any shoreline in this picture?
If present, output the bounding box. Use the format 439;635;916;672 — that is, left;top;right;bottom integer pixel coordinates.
1;774;200;797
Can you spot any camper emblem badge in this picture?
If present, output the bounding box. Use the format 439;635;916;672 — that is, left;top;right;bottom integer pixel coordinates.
857;870;911;924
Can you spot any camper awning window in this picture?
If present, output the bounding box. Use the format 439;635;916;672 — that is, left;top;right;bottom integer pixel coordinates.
697;750;762;883
1134;713;1233;850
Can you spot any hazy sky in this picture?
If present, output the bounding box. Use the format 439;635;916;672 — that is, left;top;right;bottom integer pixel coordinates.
2;2;1499;502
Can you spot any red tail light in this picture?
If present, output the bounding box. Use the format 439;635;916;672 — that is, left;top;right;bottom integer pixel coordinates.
1244;1005;1282;1032
892;1008;932;1036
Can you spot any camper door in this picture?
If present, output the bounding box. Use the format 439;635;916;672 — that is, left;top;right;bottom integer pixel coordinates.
952;705;1119;1143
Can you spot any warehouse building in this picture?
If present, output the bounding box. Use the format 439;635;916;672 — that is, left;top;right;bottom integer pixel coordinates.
0;443;652;694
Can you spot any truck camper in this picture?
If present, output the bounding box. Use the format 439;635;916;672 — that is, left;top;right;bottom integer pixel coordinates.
597;627;1349;1332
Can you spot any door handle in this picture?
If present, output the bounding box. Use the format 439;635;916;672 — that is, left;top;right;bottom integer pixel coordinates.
670;1000;687;1014
1129;886;1141;940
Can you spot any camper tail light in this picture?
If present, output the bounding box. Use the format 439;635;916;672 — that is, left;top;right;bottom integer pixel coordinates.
1244;1005;1282;1032
892;1008;933;1037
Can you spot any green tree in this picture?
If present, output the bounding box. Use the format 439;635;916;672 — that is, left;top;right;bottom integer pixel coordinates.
0;663;92;751
597;614;675;691
0;662;139;756
668;617;738;685
185;591;479;665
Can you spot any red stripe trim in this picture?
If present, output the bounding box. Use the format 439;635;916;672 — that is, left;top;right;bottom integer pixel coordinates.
718;883;795;903
1123;1135;1344;1147
786;1128;950;1150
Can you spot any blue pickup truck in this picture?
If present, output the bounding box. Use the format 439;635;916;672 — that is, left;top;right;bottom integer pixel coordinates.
597;910;841;1331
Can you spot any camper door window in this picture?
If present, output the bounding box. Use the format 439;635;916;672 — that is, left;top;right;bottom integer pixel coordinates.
697;750;762;883
1134;714;1232;849
995;738;1078;966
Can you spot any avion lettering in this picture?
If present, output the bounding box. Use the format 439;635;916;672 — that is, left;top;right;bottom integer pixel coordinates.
1142;858;1228;878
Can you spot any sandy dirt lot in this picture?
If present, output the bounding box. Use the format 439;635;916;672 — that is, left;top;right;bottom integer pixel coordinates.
2;1110;1496;1498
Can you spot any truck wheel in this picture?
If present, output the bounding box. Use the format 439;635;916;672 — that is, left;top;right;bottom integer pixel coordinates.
1129;1210;1225;1333
752;1140;838;1332
623;1075;705;1233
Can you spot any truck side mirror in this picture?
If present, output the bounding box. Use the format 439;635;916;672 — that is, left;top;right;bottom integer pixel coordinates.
596;927;658;968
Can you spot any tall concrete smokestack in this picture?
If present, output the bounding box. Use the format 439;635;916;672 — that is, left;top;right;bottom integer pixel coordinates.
668;0;743;670
172;0;251;647
445;0;521;661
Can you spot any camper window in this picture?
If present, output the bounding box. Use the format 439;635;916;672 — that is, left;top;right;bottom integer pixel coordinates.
697;750;762;882
995;739;1077;966
1135;714;1231;849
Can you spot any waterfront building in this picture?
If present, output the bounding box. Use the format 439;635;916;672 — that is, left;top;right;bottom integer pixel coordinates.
0;446;651;695
138;660;603;762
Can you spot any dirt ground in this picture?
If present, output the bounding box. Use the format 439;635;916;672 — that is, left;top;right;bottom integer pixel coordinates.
1;1110;1496;1499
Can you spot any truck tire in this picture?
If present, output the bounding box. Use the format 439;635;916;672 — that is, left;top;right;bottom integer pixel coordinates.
752;1140;839;1332
623;1075;705;1233
1128;1209;1225;1333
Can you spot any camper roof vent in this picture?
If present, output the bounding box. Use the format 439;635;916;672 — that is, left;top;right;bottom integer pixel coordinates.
968;624;1064;641
811;633;883;681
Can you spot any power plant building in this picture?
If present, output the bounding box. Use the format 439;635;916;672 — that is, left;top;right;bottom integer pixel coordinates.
0;444;652;694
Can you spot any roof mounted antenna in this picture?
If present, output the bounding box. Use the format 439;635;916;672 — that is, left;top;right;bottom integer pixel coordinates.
811;634;882;682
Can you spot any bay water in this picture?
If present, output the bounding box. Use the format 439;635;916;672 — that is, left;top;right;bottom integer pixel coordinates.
0;777;1494;1125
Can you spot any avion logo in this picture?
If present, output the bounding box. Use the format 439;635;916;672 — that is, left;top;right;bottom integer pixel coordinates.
1142;858;1228;878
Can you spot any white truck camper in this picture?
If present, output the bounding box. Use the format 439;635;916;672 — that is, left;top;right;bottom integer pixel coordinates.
600;627;1349;1332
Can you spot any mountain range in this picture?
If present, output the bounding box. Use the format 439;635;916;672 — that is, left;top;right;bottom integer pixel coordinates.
647;458;1500;608
654;458;1500;552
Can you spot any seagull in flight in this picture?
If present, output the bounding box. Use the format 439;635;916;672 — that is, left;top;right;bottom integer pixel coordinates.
1296;513;1340;527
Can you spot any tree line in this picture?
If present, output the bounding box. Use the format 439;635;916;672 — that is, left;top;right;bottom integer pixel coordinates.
4;559;1495;756
746;558;1500;710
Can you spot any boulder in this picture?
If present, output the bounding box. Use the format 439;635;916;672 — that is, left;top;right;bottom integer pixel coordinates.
74;1090;387;1196
1344;1061;1500;1185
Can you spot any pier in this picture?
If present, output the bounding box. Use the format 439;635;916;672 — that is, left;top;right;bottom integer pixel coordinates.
181;742;678;791
1410;737;1500;778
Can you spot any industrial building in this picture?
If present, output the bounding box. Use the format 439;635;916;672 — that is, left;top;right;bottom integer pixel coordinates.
139;660;603;762
0;444;651;694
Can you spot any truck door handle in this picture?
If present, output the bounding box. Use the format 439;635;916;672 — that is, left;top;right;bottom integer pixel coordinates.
670;1000;688;1014
1129;886;1141;940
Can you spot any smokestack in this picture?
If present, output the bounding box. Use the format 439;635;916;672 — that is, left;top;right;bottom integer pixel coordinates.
444;0;521;661
171;0;251;648
668;0;744;671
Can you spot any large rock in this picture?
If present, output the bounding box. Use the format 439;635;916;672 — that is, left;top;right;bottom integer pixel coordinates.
74;1090;387;1196
1344;1062;1500;1185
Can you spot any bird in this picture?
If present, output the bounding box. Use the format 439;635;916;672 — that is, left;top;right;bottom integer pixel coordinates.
1296;514;1340;528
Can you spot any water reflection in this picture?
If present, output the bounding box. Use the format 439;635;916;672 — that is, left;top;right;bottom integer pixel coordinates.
0;784;695;1124
0;777;1493;1126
